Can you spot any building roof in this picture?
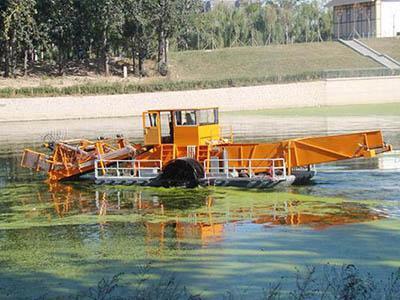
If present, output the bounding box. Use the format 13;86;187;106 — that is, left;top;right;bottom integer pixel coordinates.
326;0;400;8
325;0;373;8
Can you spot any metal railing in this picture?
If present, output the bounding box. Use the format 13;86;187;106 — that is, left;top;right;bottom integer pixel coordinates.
203;158;287;180
220;125;234;143
199;125;234;144
95;159;162;180
322;67;400;79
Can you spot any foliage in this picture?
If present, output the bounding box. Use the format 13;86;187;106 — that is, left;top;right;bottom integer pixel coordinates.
87;273;124;300
0;0;334;78
0;0;41;77
176;1;332;50
121;0;157;76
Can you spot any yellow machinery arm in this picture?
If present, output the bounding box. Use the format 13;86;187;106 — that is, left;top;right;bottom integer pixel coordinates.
222;130;392;172
285;130;390;167
21;138;138;182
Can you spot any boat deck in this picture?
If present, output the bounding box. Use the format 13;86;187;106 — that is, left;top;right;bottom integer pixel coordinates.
93;158;313;188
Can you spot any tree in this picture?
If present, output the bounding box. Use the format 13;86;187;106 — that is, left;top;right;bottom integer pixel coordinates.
278;0;296;44
36;0;76;75
1;0;40;77
172;0;202;51
85;0;123;75
153;0;176;72
152;0;200;74
0;2;6;76
122;0;155;76
1;0;334;78
264;4;278;45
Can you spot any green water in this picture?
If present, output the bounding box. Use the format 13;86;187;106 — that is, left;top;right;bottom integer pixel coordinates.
1;105;400;299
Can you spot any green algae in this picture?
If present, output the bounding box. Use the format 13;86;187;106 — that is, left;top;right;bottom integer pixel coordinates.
0;183;389;231
0;185;398;298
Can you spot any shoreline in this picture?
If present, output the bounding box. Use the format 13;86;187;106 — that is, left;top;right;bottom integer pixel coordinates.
1;76;399;122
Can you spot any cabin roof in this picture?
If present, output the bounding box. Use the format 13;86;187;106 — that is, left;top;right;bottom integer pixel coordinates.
325;0;373;8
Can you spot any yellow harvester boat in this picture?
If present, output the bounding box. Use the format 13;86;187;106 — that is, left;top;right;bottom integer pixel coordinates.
21;107;392;188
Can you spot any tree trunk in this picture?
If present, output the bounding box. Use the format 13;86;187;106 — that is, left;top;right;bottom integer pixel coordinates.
24;50;28;77
131;46;136;75
164;38;168;64
285;24;289;44
0;47;3;77
96;48;100;74
103;28;110;76
58;47;64;76
4;42;10;78
305;27;308;43
103;46;110;76
138;52;144;77
157;28;165;70
10;30;16;77
197;30;200;50
104;52;110;76
11;46;16;78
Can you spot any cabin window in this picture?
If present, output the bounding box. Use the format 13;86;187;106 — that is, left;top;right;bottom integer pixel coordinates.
175;110;197;126
198;108;218;125
146;113;158;127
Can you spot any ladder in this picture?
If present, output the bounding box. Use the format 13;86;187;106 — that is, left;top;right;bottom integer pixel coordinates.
197;145;210;162
161;144;176;162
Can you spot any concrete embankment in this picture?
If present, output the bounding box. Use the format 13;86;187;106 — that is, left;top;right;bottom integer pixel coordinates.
0;76;399;122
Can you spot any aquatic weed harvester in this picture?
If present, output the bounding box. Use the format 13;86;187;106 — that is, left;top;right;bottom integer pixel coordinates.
21;108;392;188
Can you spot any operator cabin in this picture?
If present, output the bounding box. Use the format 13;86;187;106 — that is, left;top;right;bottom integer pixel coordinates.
326;0;400;39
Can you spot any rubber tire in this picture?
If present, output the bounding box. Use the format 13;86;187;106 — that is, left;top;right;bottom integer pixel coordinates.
152;158;204;188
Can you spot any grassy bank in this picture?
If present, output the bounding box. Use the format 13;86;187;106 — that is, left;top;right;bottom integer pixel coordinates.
169;42;378;81
2;68;400;99
2;41;398;98
363;37;400;61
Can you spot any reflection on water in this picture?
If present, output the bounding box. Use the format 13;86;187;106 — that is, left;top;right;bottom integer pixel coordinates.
15;183;384;246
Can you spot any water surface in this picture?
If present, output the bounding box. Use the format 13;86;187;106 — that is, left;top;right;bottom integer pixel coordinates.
0;105;399;298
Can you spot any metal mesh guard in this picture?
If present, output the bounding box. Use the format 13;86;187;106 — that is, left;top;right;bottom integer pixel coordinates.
21;150;51;172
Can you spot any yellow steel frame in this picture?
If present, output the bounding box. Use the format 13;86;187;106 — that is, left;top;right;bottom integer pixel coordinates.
221;130;391;175
142;108;221;146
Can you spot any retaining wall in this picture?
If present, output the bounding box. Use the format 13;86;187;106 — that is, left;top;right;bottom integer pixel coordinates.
0;76;399;122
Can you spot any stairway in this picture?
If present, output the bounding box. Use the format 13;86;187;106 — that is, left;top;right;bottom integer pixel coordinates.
340;39;400;69
197;145;210;162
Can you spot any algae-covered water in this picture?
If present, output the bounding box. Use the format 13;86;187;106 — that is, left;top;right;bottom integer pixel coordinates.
0;104;400;299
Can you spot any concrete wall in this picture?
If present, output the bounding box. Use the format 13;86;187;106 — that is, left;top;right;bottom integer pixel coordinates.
1;76;400;122
324;76;400;105
381;1;400;37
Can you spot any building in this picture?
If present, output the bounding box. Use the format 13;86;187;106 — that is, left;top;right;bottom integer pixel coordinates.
204;0;263;11
204;0;238;11
326;0;400;39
